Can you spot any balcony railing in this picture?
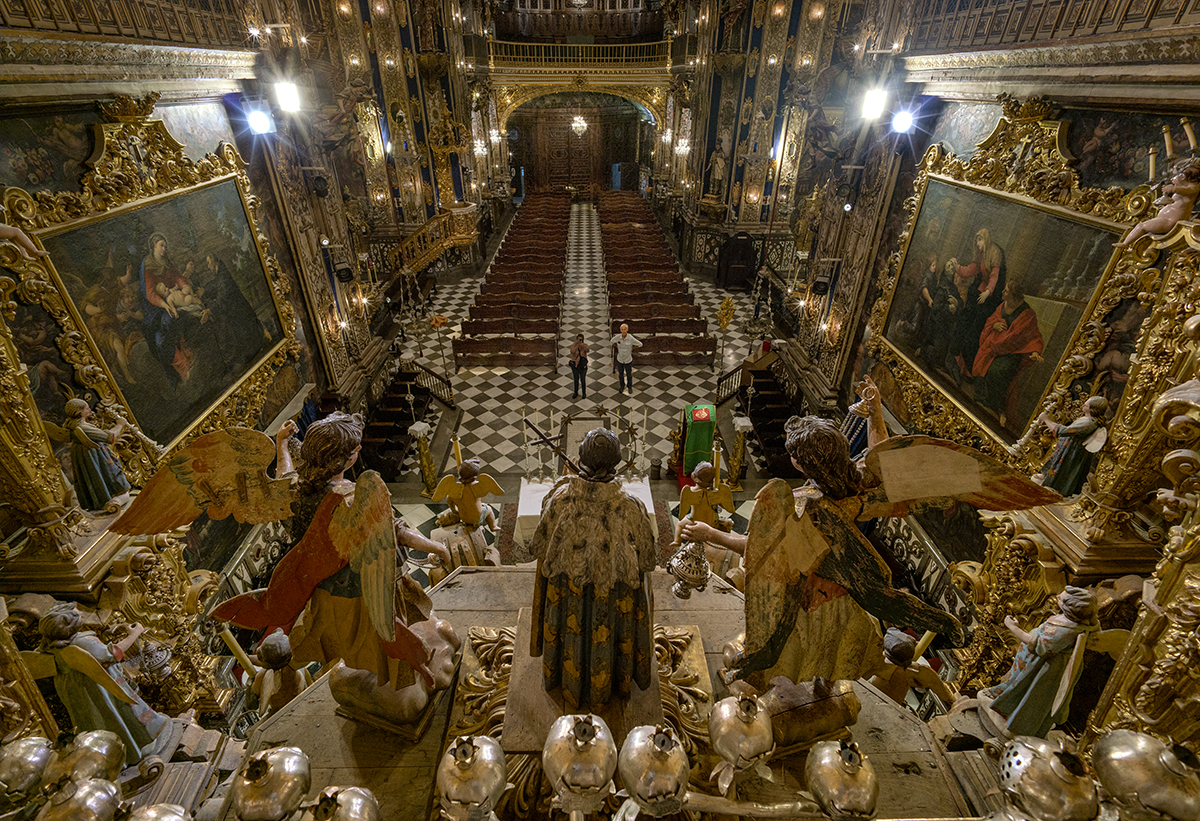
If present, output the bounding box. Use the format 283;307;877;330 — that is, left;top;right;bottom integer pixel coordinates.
489;39;669;69
0;0;251;48
908;0;1200;52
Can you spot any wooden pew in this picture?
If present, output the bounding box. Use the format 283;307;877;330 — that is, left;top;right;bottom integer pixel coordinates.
475;291;560;307
460;318;559;336
452;336;557;371
470;304;560;321
609;318;708;336
611;334;716;366
612;302;701;320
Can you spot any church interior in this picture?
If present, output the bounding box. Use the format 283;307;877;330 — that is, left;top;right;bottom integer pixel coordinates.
3;0;1200;816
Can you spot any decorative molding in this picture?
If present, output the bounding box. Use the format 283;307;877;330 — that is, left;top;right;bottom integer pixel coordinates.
0;35;257;82
904;33;1200;72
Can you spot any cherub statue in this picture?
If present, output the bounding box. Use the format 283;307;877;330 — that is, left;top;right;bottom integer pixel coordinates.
1115;158;1200;247
671;461;741;589
979;586;1099;737
868;628;956;707
684;378;1061;691
1034;396;1108;497
34;604;171;766
251;629;312;719
112;414;458;731
63;398;131;512
429;451;502;585
529;428;657;710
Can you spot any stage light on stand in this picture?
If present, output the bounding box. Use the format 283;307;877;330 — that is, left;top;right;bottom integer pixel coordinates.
247;108;274;134
275;81;301;112
892;110;914;134
843;202;853;212
862;89;887;120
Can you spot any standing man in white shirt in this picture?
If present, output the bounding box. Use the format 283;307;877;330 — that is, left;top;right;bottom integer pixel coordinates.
610;323;643;394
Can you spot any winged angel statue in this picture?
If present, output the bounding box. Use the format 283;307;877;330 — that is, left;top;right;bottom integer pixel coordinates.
111;414;460;730
687;390;1060;692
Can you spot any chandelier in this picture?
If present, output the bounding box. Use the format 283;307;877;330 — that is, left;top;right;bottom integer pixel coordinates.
571;115;588;135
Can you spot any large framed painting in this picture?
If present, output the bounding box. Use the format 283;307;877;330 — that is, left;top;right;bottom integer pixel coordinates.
881;177;1121;443
1;94;298;483
37;177;287;447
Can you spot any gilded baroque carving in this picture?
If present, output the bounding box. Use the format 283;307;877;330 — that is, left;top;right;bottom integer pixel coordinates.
1;96;300;484
864;95;1151;465
0;35;257;83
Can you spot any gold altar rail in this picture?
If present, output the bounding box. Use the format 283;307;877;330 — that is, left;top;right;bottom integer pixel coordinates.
907;0;1200;51
0;0;250;48
489;39;669;69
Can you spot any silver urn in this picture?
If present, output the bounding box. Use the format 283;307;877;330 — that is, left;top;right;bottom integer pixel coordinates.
1091;730;1200;821
617;725;690;817
34;777;122;821
47;730;126;784
709;695;773;770
231;747;312;821
998;737;1097;821
542;715;618;814
0;736;54;804
128;804;193;820
667;541;711;599
805;741;879;820
311;786;379;821
436;736;507;821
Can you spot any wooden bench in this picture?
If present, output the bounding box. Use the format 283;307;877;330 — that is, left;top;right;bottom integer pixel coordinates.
460;318;559;336
612;303;701;321
610;291;694;307
607;269;683;282
489;263;564;277
612;335;716;366
475;291;560;307
480;280;562;296
609;318;707;336
470;304;560;321
452;336;557;371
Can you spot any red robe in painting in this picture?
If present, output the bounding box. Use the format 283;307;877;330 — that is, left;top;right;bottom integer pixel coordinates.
972;301;1044;421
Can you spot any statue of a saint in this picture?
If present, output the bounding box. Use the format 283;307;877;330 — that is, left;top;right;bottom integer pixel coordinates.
707;146;729;197
529;428;657;710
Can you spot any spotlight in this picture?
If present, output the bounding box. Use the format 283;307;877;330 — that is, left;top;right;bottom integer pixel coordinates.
385;140;393;153
248;25;261;36
844;202;853;212
862;89;887;120
247;108;274;134
892;110;914;133
320;234;331;246
275;81;301;112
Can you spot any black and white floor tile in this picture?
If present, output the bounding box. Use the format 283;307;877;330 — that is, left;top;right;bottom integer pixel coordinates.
394;202;759;476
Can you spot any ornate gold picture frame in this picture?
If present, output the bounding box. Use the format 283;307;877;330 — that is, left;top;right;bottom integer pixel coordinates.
879;175;1121;444
865;95;1147;464
1;95;299;482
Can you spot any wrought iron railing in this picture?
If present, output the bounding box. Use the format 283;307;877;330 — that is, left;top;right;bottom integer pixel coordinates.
489;39;670;68
907;0;1200;52
0;0;251;48
413;359;455;407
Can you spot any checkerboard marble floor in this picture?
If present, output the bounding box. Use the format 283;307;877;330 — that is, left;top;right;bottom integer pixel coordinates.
395;202;760;476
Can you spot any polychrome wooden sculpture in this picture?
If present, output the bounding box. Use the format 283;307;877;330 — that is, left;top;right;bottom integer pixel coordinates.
686;380;1061;691
528;427;657;710
111;414;459;731
429;441;503;584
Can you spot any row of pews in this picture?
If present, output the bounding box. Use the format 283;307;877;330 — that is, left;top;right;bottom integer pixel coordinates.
452;194;569;371
598;191;716;366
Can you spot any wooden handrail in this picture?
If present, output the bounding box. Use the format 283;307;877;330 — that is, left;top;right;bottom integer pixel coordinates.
413;360;455;407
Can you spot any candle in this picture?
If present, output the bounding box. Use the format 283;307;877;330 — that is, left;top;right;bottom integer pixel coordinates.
615;407;620;429
1163;125;1175;159
643;405;647;436
1183;117;1197;152
549;408;553;432
453;434;462;466
523;407;527;447
713;440;722;479
1149;147;1158;183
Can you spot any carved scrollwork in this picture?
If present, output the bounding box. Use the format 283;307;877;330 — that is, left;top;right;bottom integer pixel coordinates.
0;95;299;485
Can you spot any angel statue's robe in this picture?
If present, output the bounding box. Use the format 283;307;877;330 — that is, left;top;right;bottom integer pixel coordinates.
50;632;169;766
739;484;886;689
529;475;657;710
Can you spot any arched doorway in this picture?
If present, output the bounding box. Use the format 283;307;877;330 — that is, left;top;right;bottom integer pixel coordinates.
507;92;656;196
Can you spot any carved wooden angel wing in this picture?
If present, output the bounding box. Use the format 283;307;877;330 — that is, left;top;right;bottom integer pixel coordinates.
112;428;293;535
858;435;1061;520
431;473;460;504
474;473;504;500
336;471;399;642
58;645;136;705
